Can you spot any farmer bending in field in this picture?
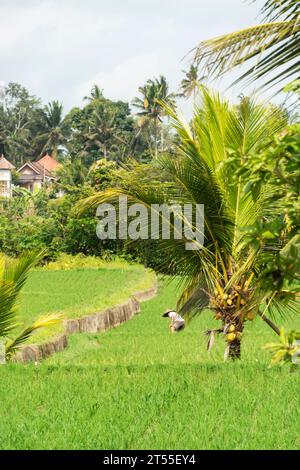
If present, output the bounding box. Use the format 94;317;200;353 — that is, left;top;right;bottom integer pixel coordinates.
163;309;185;333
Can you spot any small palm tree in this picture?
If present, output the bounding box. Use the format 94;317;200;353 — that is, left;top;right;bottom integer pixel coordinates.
84;85;104;103
80;87;299;360
0;252;62;361
180;65;205;102
193;0;300;91
132;76;178;158
39;101;69;159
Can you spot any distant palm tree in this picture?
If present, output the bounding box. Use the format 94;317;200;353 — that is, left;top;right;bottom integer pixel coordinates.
83;102;124;161
193;0;300;91
0;252;62;361
180;65;205;102
40;101;69;159
132;76;177;158
84;85;104;103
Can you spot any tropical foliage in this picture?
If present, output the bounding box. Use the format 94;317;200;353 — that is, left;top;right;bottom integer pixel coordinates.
0;160;131;259
264;327;300;369
236;123;300;234
0;252;62;360
0;80;177;167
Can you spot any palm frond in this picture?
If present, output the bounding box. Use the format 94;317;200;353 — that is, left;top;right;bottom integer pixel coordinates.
267;291;300;320
78;183;213;279
5;313;64;359
177;277;211;319
0;252;44;338
193;11;300;91
261;0;300;22
0;282;19;336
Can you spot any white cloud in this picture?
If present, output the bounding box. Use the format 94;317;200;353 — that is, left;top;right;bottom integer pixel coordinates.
0;0;268;112
76;53;162;104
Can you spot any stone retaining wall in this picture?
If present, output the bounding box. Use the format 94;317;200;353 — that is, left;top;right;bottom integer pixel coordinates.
14;283;157;363
14;334;68;364
65;297;141;335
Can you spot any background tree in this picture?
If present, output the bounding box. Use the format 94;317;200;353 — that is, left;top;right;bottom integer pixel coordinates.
84;102;123;161
0;83;44;166
56;158;88;187
66;95;135;165
237;122;300;237
193;0;300;92
38;101;69;159
87;158;118;190
0;81;175;169
84;84;104;103
132;75;178;158
180;65;205;102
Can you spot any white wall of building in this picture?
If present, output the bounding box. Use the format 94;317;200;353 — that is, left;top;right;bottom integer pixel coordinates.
0;169;12;197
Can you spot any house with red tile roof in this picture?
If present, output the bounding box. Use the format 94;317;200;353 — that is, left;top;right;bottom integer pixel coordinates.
17;154;61;193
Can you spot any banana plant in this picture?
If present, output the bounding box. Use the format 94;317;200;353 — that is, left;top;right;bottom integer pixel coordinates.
0;252;62;362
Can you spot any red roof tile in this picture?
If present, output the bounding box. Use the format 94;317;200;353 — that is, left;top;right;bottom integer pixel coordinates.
36;154;61;173
0;155;15;170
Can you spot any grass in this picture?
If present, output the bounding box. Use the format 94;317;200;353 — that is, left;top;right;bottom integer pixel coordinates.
17;262;155;343
1;277;300;450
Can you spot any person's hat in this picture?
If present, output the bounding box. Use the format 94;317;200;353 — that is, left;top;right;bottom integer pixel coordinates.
162;309;174;318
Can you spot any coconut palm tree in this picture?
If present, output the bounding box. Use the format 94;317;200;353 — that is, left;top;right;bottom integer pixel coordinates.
180;65;205;102
193;0;300;91
84;85;104;103
83;102;127;162
39;101;69;159
79;87;300;360
132;76;178;158
0;252;62;361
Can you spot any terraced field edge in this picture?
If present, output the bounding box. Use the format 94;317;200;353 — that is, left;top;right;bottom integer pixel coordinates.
14;282;158;363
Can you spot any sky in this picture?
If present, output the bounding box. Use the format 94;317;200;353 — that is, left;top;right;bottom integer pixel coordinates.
0;0;267;114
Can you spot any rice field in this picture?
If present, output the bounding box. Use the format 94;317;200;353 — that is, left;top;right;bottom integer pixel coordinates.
1;273;300;450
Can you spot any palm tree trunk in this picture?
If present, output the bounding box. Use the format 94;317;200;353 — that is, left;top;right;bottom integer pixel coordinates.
227;311;280;360
161;125;164;153
146;132;155;159
228;322;244;360
228;338;241;360
154;116;158;159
